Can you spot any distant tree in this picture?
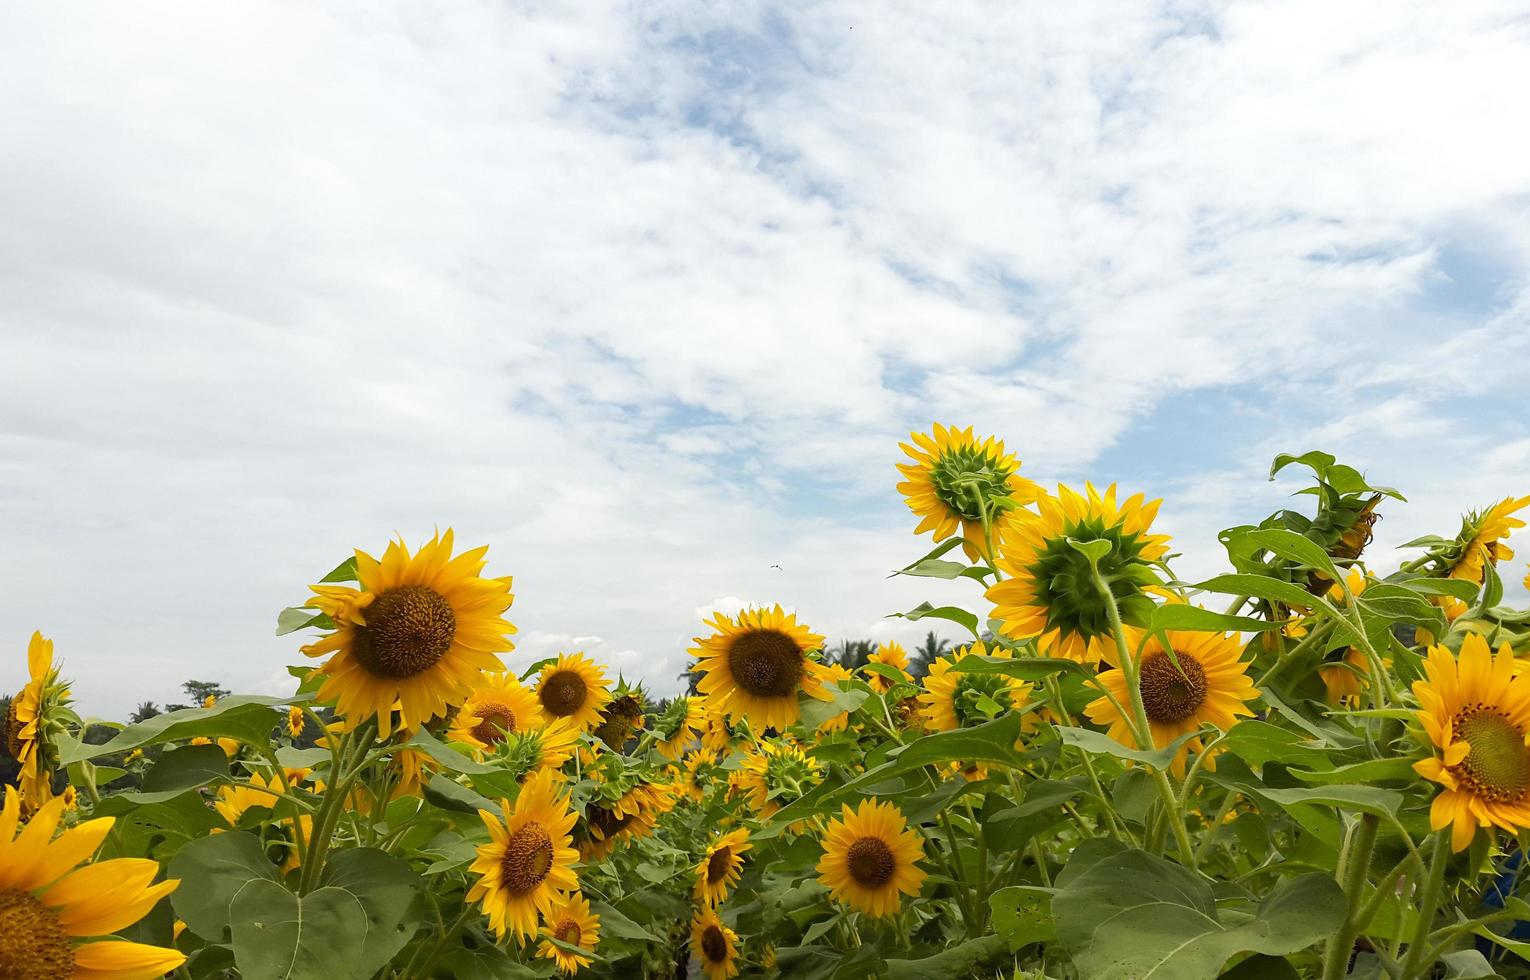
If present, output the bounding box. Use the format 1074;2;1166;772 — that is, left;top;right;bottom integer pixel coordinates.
167;679;230;712
907;631;951;680
129;701;162;723
829;639;875;670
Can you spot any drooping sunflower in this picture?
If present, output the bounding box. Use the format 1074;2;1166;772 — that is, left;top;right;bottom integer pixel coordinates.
862;641;911;694
301;530;516;737
537;891;600;975
815;799;927;918
1083;628;1258;776
917;641;1033;733
732;739;822;820
534;653;613;733
1413;634;1530;852
448;673;544;754
896;423;1042;562
694;828;752;907
692;605;830;731
690;907;740;980
576;781;676;860
467;768;580;944
1447;496;1530;584
1319;648;1372;707
0;787;187;979
653;696;703;761
6;631;73;812
591;684;646;751
988;483;1171;666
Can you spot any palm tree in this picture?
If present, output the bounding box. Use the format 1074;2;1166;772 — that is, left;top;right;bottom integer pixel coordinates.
907;631;950;680
129;701;161;723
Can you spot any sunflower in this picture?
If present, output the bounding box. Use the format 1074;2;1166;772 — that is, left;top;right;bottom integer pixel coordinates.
285;706;305;738
896;423;1042;562
534;653;612;733
591;685;646;751
577;782;674;860
490;719;581;785
732;740;822;825
917;641;1033;733
698;702;738;753
816;799;927;918
817;664;855;733
988;483;1171;666
301;530;516;737
1447;496;1530;584
448;673;544;754
653;696;703;761
537;891;600;975
690;907;740;980
468;768;580;944
6;632;72;812
862;641;911;694
681;748;725;803
0;787;186;979
1413;634;1530;852
213;771;311;873
692;605;830;731
1083;628;1258;775
694;828;751;907
1319;648;1373;707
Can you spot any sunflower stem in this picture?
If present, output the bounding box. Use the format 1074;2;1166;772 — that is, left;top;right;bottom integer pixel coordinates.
1253;620;1333;688
1322;813;1379;980
1399;830;1451;978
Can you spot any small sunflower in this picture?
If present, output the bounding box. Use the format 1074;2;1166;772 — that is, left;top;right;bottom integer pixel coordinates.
732;739;822;821
817;664;855;733
448;673;545;754
896;423;1042;562
917;641;1033;733
301;530;517;737
862;641;911;694
1319;648;1372;707
694;828;752;907
537;891;600;975
491;719;581;784
690;907;740;980
6;631;73;813
285;706;305;738
988;483;1171;666
681;748;726;803
213;771;311;873
815;799;927;918
576;782;674;860
591;684;646;751
1413;634;1530;852
653;696;703;761
467;769;580;944
692;606;830;731
534;653;613;733
1447;496;1530;584
1083;628;1258;775
697;702;738;753
0;787;187;979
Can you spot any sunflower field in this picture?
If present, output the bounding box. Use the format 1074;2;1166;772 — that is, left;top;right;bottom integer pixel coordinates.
9;425;1530;980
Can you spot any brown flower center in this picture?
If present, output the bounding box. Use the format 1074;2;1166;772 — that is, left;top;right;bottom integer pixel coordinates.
1450;706;1530;803
500;822;555;894
553;918;582;946
1139;651;1208;724
0;887;73;980
541;671;589;717
587;805;633;841
351;586;456;679
846;837;897;888
701;925;728;963
470;701;517;745
706;846;733;884
726;630;804;699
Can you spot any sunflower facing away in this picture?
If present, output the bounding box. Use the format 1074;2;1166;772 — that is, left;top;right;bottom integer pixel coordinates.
918;641;1033;733
6;631;72;812
301;530;516;737
1447;496;1530;584
534;653;613;733
896;423;1042;562
1413;634;1530;852
862;641;911;694
653;696;703;761
591;684;646;751
491;718;580;784
681;748;725;803
816;799;927;918
733;738;822;820
537;891;600;975
690;907;740;980
448;673;544;754
1084;627;1258;775
692;605;830;731
0;787;186;979
468;768;580;944
694;828;751;907
988;483;1171;666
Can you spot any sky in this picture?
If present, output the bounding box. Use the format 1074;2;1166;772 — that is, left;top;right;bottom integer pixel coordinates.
2;1;1529;720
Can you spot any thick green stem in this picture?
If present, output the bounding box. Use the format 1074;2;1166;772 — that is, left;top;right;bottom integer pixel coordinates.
1399;831;1451;978
1322;813;1379;980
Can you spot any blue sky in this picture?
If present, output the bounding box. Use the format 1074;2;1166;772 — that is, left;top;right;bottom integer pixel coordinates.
2;1;1528;718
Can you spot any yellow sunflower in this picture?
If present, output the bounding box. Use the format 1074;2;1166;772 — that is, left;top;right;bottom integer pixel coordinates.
577;782;674;860
654;696;703;761
697;702;738;753
1083;628;1258;776
817;664;855;733
0;787;186;979
6;632;71;812
815;799;927;918
681;748;725;803
917;641;1032;733
1448;496;1530;584
896;423;1042;562
534;653;612;733
301;530;516;737
285;706;305;738
988;483;1171;666
694;828;751;906
448;673;545;754
1317;569;1378;705
690;907;740;980
862;641;911;694
213;771;311;873
537;891;600;975
732;739;822;820
692;605;830;731
1413;634;1530;852
468;768;580;944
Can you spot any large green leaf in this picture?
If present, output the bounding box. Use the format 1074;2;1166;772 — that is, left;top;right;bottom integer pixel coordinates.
952;654;1088;679
169;831;281;941
317;848;423;977
1228;528;1340;581
890;601;980;637
229;880;371;980
1055;725;1200;770
112;743;231;805
63;696;298;764
1148;604;1284;635
799;683;870;729
989;886;1056;950
887;935;1008;978
404;726;499;775
1053;839;1344;979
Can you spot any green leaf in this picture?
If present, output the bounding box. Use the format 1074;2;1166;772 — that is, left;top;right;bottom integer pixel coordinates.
317;848;423;978
113;743;232;805
886;935;1008;979
893;558;989;582
319;556;359;583
404;726;498;775
587;900;661;942
951;655;1087;679
63;696;298;764
1053;839;1345;979
1055;725;1200;771
1192;574;1321;611
1219;720;1338;775
1231;528;1340;581
1387;577;1480;602
890;602;979;637
1288;757;1418;786
169;831;281;941
276;606;328;636
1218;954;1302;979
423;773;500;816
989;886;1055;950
799;683;869;730
1067;536;1113;563
1149;604;1283;635
229;880;371;980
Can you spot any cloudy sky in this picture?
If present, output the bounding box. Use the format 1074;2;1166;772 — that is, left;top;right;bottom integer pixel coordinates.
3;1;1528;719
